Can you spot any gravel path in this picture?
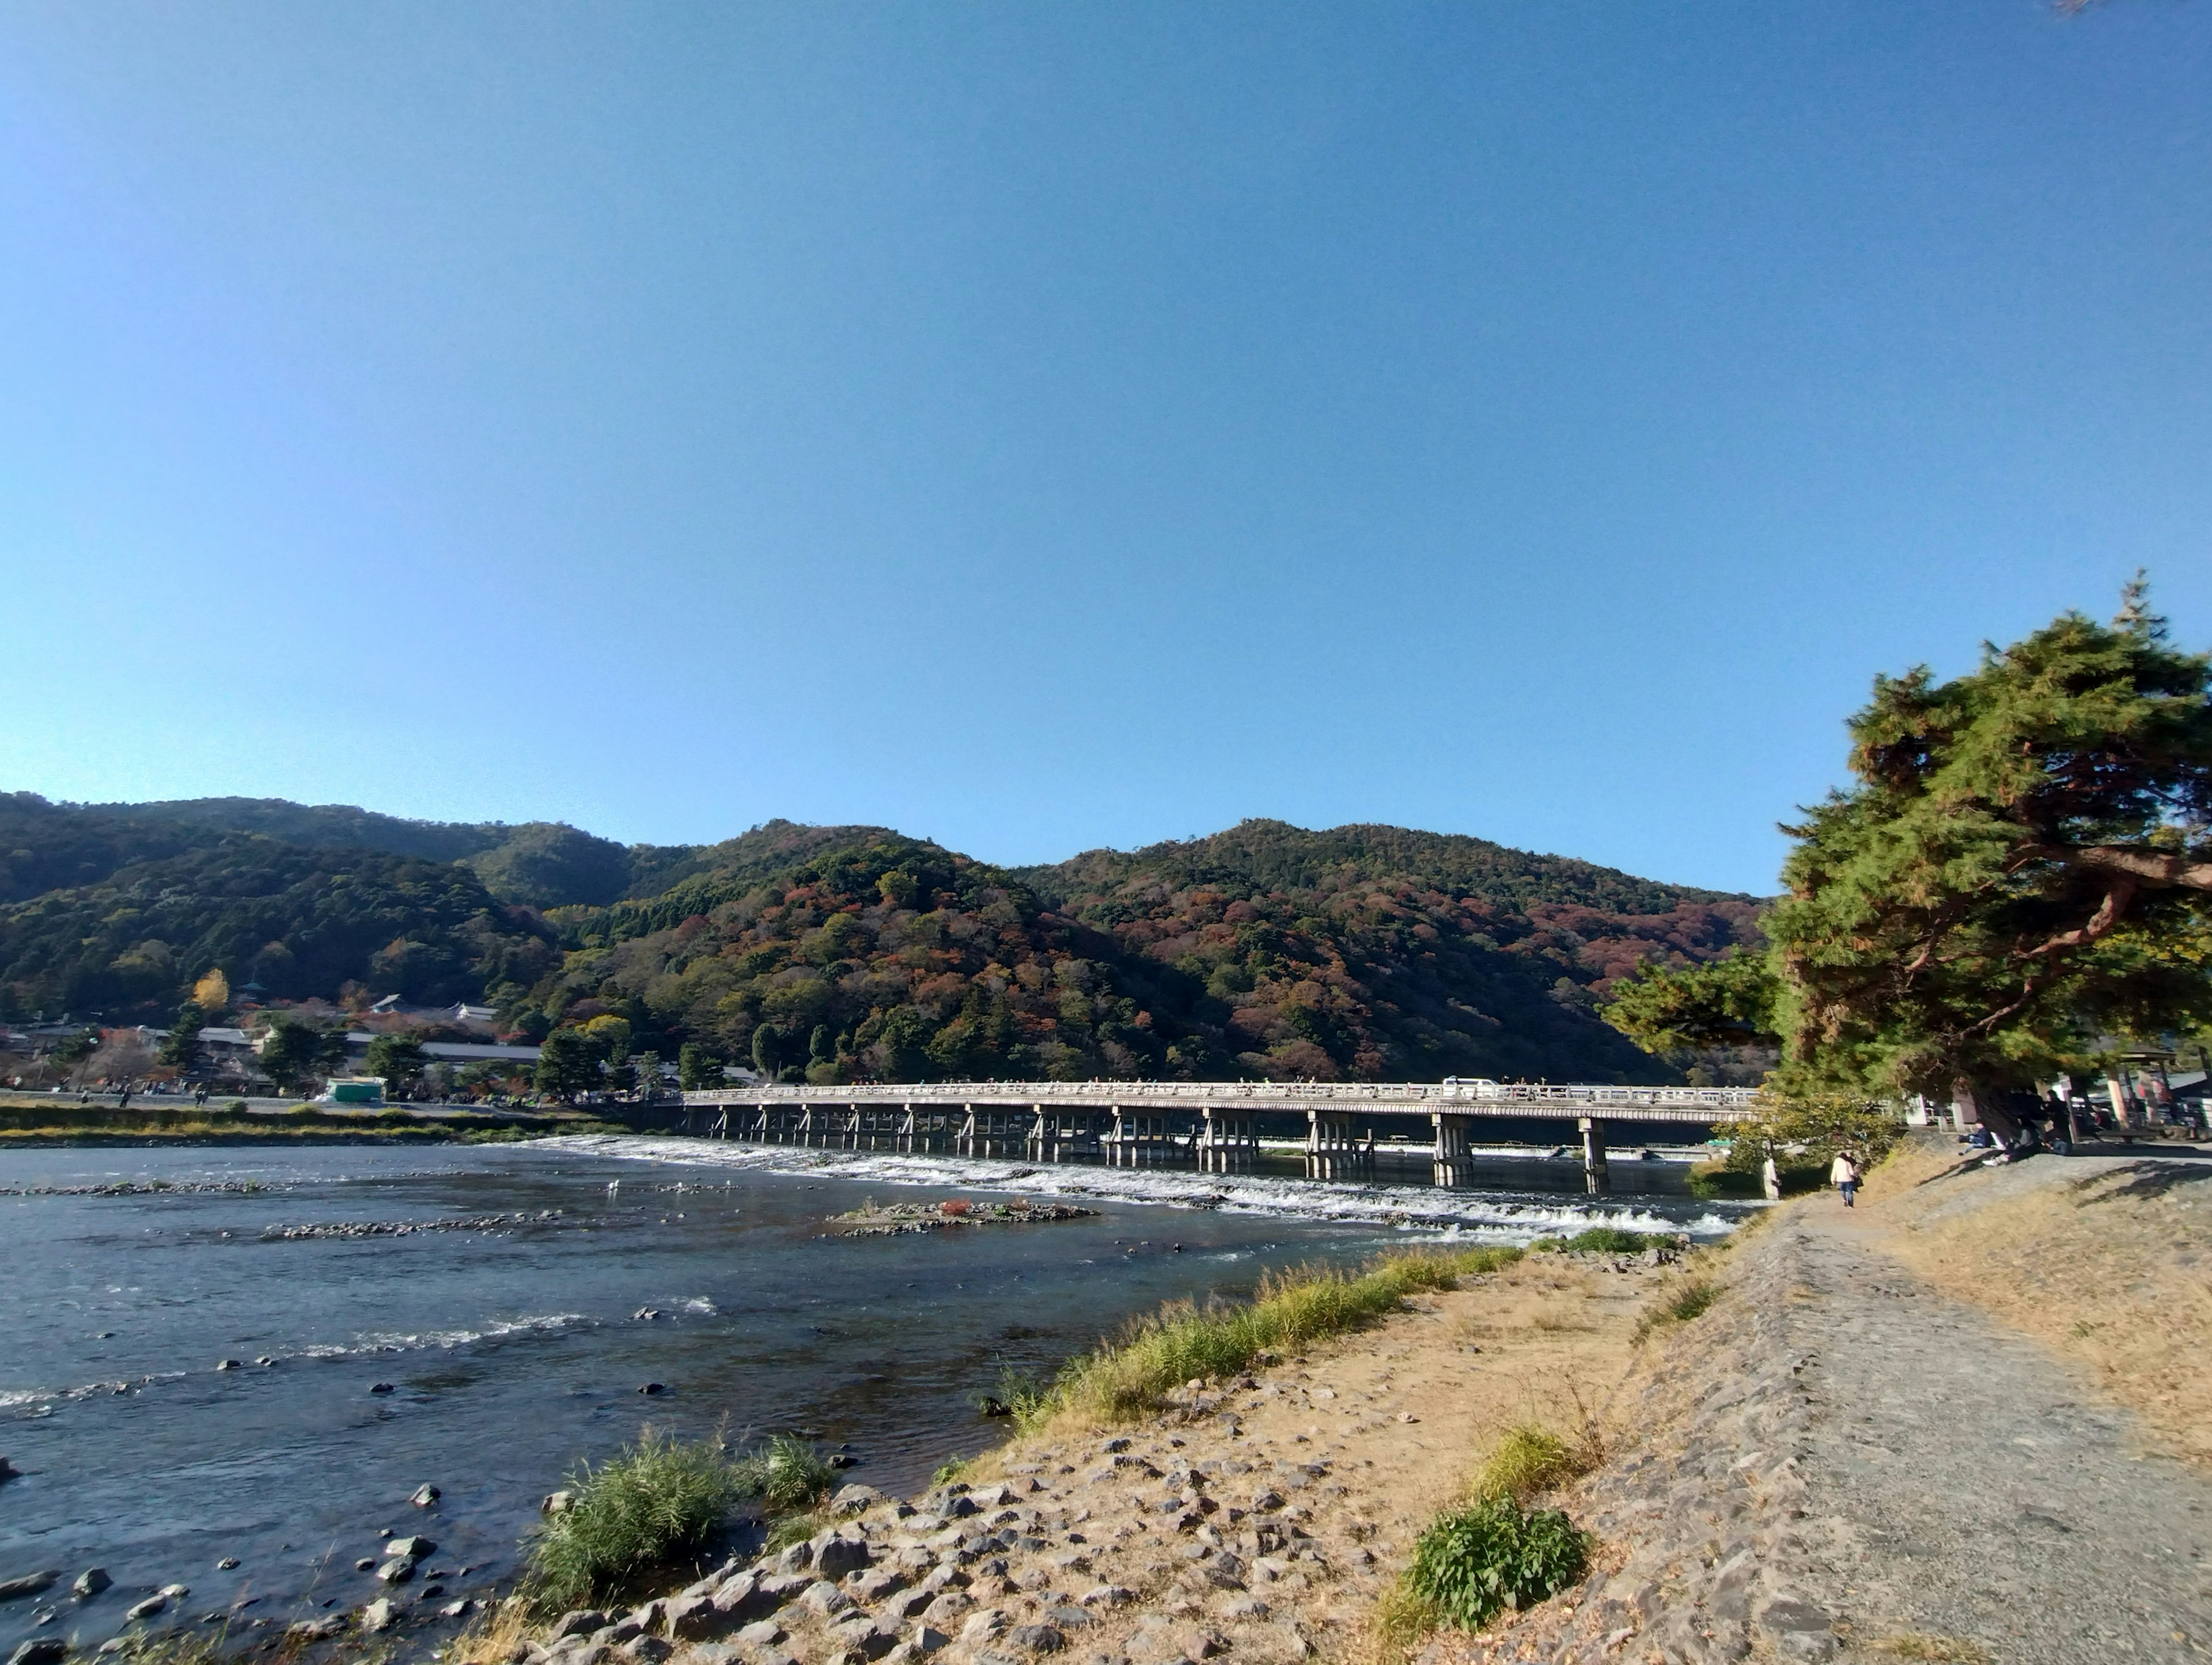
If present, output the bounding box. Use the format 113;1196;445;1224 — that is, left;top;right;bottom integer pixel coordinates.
1435;1193;2212;1665
1790;1204;2212;1662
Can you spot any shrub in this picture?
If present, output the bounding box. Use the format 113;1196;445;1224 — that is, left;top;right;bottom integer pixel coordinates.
1474;1425;1589;1504
1667;1281;1721;1321
1405;1493;1591;1629
527;1429;740;1611
730;1433;834;1515
1634;1278;1723;1345
1559;1226;1657;1255
930;1455;972;1488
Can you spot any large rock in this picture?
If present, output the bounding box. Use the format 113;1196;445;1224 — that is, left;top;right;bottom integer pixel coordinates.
126;1595;169;1620
831;1485;884;1516
920;1592;971;1628
385;1536;435;1562
810;1529;872;1579
1007;1625;1065;1655
709;1573;772;1621
550;1609;611;1640
72;1568;112;1598
361;1597;399;1633
799;1581;853;1618
9;1640;69;1665
0;1572;59;1603
664;1593;728;1640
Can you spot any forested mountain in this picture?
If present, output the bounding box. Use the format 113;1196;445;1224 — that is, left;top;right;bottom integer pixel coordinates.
0;795;1763;1083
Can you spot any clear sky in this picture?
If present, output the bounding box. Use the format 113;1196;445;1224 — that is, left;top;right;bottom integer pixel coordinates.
1;3;2206;896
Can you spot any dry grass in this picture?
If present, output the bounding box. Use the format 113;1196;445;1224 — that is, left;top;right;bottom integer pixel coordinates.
448;1597;536;1665
1871;1634;1992;1663
1861;1137;2212;1467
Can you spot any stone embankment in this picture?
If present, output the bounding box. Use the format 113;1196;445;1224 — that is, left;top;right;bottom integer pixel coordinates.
493;1250;1681;1665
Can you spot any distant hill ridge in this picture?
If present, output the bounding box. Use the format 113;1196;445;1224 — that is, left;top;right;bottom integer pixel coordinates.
0;794;1762;1084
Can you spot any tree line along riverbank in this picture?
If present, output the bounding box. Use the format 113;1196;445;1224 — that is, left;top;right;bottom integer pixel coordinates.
0;1098;634;1147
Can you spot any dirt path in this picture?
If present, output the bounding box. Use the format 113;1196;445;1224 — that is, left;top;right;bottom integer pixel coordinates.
1789;1204;2212;1662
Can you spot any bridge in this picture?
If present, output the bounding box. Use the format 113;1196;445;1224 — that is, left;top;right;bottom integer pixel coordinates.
678;1080;1763;1192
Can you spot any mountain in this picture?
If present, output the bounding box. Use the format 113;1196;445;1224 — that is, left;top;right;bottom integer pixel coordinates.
0;796;1763;1083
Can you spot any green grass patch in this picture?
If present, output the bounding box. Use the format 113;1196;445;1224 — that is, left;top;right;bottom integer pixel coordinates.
1634;1277;1723;1345
1403;1492;1592;1629
1557;1226;1661;1255
730;1432;836;1515
1046;1244;1523;1425
1474;1425;1590;1504
762;1508;833;1554
930;1455;974;1488
527;1429;741;1613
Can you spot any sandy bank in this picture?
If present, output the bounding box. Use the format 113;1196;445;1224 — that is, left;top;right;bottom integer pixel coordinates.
476;1247;1684;1665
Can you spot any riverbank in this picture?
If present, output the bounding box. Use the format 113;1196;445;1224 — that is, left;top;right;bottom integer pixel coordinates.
453;1238;1690;1665
453;1131;2212;1665
0;1100;625;1147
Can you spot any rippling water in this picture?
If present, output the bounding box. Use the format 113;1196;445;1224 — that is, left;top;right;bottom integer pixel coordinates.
1;1137;1737;1656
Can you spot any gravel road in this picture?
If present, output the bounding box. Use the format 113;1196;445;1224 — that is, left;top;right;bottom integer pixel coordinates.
1790;1201;2212;1662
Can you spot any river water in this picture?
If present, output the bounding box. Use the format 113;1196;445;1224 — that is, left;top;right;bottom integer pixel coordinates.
1;1136;1737;1656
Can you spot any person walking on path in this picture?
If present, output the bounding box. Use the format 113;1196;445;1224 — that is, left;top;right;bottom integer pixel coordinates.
1762;1150;1782;1201
1831;1149;1862;1207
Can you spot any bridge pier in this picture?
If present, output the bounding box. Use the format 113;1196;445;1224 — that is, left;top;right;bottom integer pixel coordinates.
1580;1116;1610;1193
1431;1112;1472;1185
1028;1105;1104;1159
1200;1105;1258;1172
1108;1106;1189;1163
1306;1109;1373;1179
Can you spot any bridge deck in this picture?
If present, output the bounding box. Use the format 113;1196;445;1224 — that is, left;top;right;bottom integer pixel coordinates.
681;1080;1760;1126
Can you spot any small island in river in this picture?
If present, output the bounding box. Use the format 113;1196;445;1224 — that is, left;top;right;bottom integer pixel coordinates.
828;1196;1100;1235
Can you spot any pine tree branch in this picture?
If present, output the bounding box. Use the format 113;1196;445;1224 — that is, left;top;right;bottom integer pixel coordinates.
2029;845;2212;890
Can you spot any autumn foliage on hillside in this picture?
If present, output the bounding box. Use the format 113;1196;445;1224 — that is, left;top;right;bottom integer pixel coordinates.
527;821;1760;1085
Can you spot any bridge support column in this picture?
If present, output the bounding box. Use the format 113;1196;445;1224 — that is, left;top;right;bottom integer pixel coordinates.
1431;1112;1471;1185
1306;1109;1370;1178
1580;1117;1610;1194
1201;1105;1256;1171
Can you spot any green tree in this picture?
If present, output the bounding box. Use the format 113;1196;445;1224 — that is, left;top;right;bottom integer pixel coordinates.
535;1026;602;1101
1767;585;2211;1133
1604;585;2212;1140
362;1034;429;1098
1600;954;1781;1054
158;1002;207;1071
259;1021;327;1094
751;1024;783;1079
677;1043;722;1091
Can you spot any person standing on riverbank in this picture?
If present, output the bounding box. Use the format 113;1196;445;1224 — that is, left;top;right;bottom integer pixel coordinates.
1831;1150;1862;1207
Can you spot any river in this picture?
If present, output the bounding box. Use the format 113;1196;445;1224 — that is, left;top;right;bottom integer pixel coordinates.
0;1136;1736;1656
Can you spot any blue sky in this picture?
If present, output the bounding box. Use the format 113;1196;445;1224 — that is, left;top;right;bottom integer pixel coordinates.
1;2;2206;896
